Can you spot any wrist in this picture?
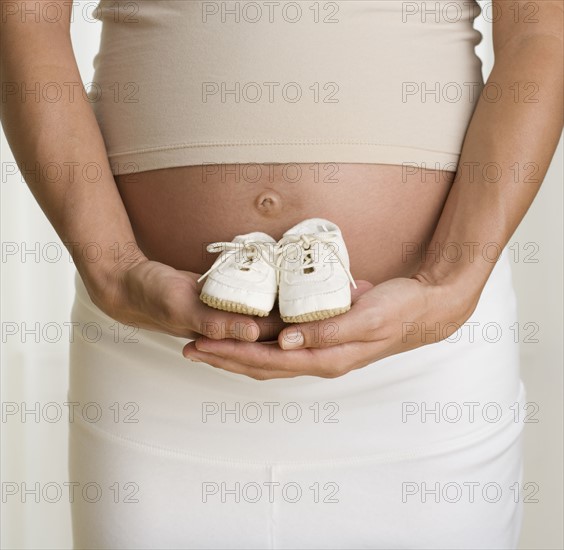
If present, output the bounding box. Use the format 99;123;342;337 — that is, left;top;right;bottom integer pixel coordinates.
412;239;500;289
412;258;494;320
414;260;491;289
70;240;149;309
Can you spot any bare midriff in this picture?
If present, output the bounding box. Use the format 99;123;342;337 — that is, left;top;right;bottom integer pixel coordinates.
115;163;455;286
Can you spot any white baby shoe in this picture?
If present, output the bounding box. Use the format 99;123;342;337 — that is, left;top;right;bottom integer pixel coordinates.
198;232;278;317
276;219;357;323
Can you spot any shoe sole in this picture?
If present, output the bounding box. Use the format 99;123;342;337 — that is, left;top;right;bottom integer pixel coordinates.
200;293;271;317
281;305;350;323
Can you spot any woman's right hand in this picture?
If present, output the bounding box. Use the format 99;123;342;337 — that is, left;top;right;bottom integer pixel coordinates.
87;258;263;342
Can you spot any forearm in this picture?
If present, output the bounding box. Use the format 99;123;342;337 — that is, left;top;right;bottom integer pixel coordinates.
0;2;146;304
417;33;563;301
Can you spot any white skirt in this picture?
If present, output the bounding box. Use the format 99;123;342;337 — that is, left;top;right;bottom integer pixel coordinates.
68;249;525;549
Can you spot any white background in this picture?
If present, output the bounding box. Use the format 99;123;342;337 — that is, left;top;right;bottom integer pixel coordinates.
1;1;562;548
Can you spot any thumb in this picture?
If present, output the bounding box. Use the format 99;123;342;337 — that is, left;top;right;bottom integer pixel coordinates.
351;279;374;301
278;285;374;350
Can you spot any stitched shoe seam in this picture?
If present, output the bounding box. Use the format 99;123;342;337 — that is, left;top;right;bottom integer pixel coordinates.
278;284;349;302
208;280;277;295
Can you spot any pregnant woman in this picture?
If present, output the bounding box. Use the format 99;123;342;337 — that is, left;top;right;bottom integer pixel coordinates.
2;0;563;548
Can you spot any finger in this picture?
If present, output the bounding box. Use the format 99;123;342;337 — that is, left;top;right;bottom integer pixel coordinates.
184;348;299;380
184;336;367;377
185;337;313;372
137;269;260;342
191;302;261;342
205;337;296;368
252;306;288;342
351;279;374;300
249;282;372;342
186;281;374;343
278;299;378;350
276;280;374;350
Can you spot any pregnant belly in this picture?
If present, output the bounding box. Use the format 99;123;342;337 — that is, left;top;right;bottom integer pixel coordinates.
115;163;455;285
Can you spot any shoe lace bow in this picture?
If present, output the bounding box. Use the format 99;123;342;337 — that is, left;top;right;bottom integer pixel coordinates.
274;232;357;288
197;232;357;289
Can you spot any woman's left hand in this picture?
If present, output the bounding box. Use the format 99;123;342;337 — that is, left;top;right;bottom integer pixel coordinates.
182;275;480;380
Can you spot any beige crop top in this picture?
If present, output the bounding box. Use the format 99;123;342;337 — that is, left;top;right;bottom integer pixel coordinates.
88;0;485;175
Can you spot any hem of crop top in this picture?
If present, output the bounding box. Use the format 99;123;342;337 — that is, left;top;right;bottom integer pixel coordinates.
106;141;461;175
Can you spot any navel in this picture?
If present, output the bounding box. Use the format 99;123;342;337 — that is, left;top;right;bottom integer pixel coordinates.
254;189;283;216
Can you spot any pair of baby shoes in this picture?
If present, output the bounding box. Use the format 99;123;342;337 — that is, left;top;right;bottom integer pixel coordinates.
197;218;356;323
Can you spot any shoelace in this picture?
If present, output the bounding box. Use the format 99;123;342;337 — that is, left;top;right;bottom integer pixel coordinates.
197;240;276;283
274;232;357;288
197;233;357;289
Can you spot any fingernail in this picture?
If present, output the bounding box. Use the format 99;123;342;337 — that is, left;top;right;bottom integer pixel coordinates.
281;330;304;350
196;339;210;352
243;323;260;342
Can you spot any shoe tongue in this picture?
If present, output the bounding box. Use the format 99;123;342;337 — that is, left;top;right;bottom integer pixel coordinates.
284;218;334;237
233;232;275;244
230;233;274;268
